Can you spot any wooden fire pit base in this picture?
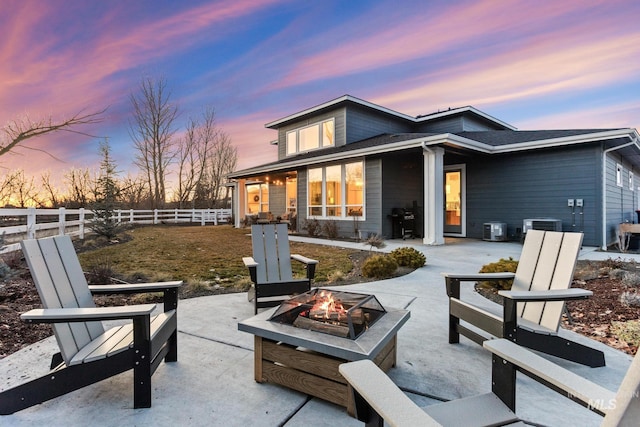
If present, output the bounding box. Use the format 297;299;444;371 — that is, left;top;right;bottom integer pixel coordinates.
253;334;397;416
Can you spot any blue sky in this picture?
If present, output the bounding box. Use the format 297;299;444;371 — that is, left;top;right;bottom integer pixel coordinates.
1;0;639;189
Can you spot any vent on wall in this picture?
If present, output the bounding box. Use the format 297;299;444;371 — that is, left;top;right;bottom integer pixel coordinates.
522;218;562;234
483;222;508;241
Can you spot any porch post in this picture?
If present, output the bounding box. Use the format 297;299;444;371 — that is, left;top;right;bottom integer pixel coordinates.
423;146;445;245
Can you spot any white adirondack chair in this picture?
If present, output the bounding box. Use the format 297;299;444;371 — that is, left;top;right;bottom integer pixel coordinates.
0;235;182;414
443;229;605;367
340;338;639;426
243;223;318;314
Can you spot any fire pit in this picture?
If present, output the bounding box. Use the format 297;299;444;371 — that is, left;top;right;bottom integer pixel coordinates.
268;289;386;339
238;289;410;415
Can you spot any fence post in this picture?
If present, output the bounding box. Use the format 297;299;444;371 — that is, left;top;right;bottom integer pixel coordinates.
174;208;178;223
26;207;36;240
154;209;158;224
79;208;85;239
58;207;66;235
129;209;134;223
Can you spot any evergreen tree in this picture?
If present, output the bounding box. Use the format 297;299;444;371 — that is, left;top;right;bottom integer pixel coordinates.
91;139;121;239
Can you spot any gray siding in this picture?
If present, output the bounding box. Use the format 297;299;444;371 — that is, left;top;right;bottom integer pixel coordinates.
415;117;465;133
461;145;602;246
346;106;412;144
268;184;286;217
380;150;424;238
605;152;638;246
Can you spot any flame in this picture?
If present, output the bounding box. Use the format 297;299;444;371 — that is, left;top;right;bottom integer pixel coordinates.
310;290;347;321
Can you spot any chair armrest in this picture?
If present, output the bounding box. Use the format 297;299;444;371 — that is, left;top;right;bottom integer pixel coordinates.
484;339;615;416
339;360;440;426
291;254;318;280
89;281;182;294
243;256;258;268
498;288;592;302
20;304;157;323
442;272;515;281
291;254;319;265
443;272;515;298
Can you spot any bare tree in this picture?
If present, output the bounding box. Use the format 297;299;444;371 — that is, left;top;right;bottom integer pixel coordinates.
63;167;94;208
41;171;62;207
1;109;104;159
11;170;41;207
0;170;20;206
129;76;178;209
206;130;236;207
120;173;148;208
175;107;217;208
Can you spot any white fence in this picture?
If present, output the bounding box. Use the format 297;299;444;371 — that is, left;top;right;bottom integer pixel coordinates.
0;207;232;253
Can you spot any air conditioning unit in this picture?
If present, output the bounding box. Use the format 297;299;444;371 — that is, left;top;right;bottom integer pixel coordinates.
522;218;562;234
483;222;508;241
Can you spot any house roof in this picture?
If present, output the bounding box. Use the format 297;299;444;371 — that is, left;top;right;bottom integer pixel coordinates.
264;94;515;130
228;128;640;179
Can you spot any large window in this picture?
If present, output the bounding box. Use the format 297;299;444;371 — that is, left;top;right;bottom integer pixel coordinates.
286;119;334;155
308;161;363;218
246;183;269;214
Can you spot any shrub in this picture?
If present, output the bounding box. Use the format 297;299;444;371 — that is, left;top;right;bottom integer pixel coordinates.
611;320;640;347
322;220;339;239
364;233;386;252
477;257;518;290
622;272;640;287
362;254;398;278
85;257;115;284
620;291;640;307
390;247;426;268
302;218;322;237
326;270;345;283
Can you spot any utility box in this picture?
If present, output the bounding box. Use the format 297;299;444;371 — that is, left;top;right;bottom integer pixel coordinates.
483;222;508;241
522;218;562;234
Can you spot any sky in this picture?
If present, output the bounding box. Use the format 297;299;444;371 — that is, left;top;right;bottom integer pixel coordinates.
1;0;640;191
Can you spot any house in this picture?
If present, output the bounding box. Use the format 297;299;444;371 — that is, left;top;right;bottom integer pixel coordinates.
227;95;640;248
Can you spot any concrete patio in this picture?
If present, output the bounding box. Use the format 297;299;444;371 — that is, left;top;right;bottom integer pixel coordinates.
0;237;636;426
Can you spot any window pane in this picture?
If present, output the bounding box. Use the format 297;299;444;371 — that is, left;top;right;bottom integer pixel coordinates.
299;124;319;151
246;184;260;214
260;185;269;212
308;168;322;208
345;162;363;216
286;131;297;155
322;120;334;147
325;165;341;212
286;176;297;213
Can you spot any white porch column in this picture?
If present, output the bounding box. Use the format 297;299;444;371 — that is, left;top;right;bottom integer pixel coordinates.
423;146;445;245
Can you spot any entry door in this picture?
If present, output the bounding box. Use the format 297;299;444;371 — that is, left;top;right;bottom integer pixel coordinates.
444;168;464;235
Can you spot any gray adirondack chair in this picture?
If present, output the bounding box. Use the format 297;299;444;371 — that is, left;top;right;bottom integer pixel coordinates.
444;229;605;367
243;223;318;314
0;235;182;415
339;338;639;426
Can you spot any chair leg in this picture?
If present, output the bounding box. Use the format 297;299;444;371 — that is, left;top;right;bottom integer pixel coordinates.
165;330;178;363
517;328;606;368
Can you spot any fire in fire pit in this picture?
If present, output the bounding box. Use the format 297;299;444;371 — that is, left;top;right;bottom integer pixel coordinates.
268;289;386;339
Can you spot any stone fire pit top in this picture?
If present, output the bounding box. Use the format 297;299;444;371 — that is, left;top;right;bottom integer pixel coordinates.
238;304;410;361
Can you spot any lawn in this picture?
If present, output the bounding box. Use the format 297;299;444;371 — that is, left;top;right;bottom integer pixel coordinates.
77;225;359;289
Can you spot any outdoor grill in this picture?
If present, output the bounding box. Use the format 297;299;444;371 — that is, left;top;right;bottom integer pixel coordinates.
391;208;415;239
268;288;386;339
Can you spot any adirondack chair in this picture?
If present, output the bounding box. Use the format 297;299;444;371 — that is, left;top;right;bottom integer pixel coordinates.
243;223;318;314
443;229;605;367
0;235;182;415
339;338;639;426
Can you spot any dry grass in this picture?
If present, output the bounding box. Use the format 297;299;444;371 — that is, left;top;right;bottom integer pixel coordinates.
77;225;357;288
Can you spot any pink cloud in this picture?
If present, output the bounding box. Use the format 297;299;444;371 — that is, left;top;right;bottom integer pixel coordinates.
271;0;592;89
374;31;640;116
516;101;640;131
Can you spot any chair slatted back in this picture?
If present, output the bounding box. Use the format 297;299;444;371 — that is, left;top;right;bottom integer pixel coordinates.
251;224;294;283
605;350;640;426
21;236;104;365
513;230;583;332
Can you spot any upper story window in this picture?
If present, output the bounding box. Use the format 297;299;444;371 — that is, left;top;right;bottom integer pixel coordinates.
286;119;334;155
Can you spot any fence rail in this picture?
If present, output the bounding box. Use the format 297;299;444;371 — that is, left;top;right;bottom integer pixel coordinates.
0;207;232;253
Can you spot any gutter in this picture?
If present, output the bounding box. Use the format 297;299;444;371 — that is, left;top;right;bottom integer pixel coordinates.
601;134;639;250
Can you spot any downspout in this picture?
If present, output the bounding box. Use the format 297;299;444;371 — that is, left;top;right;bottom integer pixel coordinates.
602;137;638;250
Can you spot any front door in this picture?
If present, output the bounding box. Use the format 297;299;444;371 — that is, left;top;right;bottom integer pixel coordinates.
444;167;464;235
